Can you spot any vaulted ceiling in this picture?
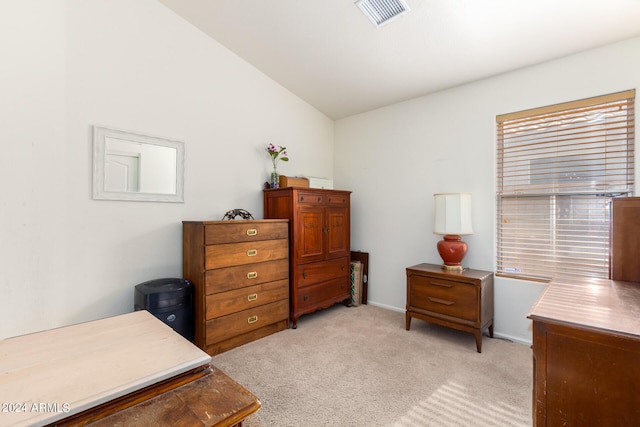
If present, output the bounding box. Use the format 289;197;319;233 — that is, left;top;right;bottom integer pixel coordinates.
159;0;640;119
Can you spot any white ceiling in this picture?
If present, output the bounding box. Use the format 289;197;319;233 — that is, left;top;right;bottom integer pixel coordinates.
159;0;640;120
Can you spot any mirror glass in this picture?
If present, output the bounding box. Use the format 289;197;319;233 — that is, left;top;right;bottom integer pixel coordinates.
93;126;184;202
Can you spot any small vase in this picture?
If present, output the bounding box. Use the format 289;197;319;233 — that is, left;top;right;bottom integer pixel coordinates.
270;170;279;188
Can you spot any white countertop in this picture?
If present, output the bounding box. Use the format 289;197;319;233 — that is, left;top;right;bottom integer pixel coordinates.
0;310;211;427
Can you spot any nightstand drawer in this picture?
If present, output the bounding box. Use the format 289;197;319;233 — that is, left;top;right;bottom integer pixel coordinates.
205;239;288;269
205;259;289;294
409;276;478;322
206;279;289;319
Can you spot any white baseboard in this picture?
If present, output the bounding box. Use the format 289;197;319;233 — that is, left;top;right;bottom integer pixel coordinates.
365;300;533;347
491;332;532;347
366;301;404;313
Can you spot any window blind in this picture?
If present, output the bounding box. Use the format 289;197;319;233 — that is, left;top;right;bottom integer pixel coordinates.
496;90;635;281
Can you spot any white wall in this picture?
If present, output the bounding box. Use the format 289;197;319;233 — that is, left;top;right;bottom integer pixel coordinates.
0;0;334;339
335;36;640;345
3;2;638;345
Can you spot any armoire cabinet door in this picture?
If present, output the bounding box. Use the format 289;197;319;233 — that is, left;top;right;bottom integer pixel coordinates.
326;206;349;259
295;206;325;263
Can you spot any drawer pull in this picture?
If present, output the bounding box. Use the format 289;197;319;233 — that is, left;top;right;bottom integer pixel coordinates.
247;315;258;324
246;249;258;257
303;271;308;279
246;228;258;236
247;271;258;279
431;281;454;288
428;296;454;306
247;293;258;302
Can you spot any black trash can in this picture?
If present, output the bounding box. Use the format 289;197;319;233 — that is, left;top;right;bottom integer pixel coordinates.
134;278;194;343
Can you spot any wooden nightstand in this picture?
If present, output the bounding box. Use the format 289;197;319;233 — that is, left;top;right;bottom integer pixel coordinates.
406;263;494;353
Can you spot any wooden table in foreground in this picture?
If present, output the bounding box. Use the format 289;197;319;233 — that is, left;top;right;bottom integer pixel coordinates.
87;365;260;427
0;310;260;427
528;277;640;426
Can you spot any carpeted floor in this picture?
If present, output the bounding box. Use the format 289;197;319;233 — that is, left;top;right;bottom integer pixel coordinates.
212;304;532;427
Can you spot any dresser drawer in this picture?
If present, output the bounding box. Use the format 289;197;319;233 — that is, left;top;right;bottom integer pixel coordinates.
206;299;289;345
326;193;349;206
297;191;325;205
409;275;478;322
204;221;288;245
205;279;288;319
205;259;289;294
296;277;350;310
205;239;288;270
297;257;349;287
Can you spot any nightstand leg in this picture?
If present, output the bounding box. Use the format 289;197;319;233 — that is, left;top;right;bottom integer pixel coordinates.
475;332;482;353
489;323;494;338
405;313;411;330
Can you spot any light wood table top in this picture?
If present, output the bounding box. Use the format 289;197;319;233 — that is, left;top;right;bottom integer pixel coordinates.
0;310;211;426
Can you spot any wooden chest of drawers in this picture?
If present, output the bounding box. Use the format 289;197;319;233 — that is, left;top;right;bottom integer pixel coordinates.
183;220;289;355
406;263;494;353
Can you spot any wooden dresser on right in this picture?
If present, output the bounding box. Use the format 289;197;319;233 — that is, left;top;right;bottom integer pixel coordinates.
528;277;640;426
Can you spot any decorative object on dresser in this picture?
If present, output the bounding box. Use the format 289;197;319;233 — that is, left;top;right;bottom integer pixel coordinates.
278;175;309;188
221;208;255;220
182;219;290;356
405;263;493;353
264;187;351;328
307;176;334;189
528;277;640;426
433;193;473;271
611;197;640;282
265;143;289;189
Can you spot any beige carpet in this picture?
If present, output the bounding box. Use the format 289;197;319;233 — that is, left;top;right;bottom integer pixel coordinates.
212;304;532;427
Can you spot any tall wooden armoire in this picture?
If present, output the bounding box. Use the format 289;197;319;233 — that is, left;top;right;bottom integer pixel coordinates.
264;187;351;327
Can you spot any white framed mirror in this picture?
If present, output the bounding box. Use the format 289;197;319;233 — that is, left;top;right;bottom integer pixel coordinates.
92;126;184;202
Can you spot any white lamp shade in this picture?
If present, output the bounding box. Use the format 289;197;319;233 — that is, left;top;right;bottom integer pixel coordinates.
434;193;473;235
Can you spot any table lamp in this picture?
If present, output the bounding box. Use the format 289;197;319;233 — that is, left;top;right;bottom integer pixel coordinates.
434;193;473;271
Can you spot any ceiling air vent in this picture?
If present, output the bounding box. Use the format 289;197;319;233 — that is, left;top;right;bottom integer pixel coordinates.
355;0;410;27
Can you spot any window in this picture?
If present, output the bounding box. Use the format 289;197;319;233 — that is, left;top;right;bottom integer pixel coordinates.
496;90;635;281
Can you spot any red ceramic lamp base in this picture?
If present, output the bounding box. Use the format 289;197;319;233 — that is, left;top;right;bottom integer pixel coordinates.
437;235;468;271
